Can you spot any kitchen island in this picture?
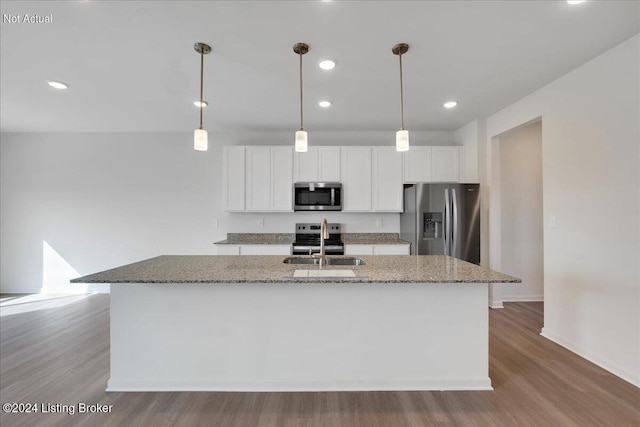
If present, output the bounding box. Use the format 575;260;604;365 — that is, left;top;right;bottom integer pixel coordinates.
72;255;519;392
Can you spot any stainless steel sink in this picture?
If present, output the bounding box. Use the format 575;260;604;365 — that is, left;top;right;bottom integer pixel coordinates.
283;257;366;266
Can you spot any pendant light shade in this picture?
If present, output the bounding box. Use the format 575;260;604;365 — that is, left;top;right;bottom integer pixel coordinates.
194;129;208;151
194;42;211;151
392;43;410;152
293;43;309;152
396;129;409;152
295;130;308;152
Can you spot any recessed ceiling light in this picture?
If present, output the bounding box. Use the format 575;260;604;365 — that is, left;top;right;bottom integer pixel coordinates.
193;100;209;107
47;80;68;90
319;60;336;70
567;0;585;4
318;100;332;108
444;101;458;109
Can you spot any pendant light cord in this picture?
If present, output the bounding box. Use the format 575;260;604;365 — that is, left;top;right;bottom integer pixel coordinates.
299;52;304;131
199;50;204;130
399;52;405;131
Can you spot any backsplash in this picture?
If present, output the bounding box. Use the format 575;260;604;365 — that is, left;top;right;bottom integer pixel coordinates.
224;212;401;234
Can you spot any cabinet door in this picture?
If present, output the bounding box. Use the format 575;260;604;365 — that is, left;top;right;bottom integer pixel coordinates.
372;147;403;212
318;147;341;182
245;147;271;211
344;245;374;256
341;147;372;211
239;245;291;255
216;245;241;255
293;147;319;182
373;244;410;255
403;147;432;183
432;147;460;182
270;147;293;211
223;147;246;211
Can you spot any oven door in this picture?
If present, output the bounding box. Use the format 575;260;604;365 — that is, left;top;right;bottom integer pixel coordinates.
294;183;342;211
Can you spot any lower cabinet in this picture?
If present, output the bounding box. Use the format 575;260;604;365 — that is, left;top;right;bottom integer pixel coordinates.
345;244;410;256
216;245;291;255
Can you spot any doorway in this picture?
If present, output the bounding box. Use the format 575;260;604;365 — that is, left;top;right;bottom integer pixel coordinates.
492;120;544;303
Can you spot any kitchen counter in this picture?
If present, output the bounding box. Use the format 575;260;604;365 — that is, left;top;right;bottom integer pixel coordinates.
214;233;294;245
72;255;520;284
77;254;519;393
213;232;409;245
341;233;410;245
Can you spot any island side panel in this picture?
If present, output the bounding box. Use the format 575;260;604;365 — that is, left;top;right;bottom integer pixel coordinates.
109;282;490;391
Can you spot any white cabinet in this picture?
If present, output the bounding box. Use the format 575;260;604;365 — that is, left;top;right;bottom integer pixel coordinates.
341;147;372;211
432;147;460;182
225;145;461;212
245;146;293;212
270;147;294;211
403;146;461;183
223;147;246;211
373;244;410;255
294;147;341;182
245;147;271;211
344;244;410;255
238;245;291;255
403;147;432;183
372;147;403;212
216;245;291;255
344;245;374;256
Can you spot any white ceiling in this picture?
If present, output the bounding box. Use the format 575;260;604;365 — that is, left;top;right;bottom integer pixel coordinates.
1;1;638;133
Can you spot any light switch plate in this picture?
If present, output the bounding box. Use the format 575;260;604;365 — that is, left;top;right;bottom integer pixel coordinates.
549;215;557;228
376;219;383;227
212;218;218;227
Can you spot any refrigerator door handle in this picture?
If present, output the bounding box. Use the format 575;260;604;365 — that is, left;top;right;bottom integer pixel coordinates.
443;188;450;255
452;188;458;257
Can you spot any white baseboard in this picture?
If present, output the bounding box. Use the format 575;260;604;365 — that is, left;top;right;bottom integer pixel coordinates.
540;328;639;388
501;295;544;302
107;378;493;392
489;300;504;309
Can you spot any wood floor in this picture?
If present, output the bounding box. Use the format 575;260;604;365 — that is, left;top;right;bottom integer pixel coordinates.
1;295;638;427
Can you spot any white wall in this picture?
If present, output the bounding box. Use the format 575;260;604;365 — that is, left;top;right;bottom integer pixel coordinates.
482;34;639;386
0;130;455;294
498;121;543;302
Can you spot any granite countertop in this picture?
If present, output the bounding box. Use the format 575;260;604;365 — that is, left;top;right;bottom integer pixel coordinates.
214;233;409;245
341;233;410;245
71;255;521;284
214;233;294;245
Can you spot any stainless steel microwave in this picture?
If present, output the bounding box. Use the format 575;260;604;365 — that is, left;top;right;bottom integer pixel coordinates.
293;182;342;211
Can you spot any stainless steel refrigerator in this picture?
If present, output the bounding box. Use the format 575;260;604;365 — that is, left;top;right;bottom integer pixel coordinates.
400;183;480;264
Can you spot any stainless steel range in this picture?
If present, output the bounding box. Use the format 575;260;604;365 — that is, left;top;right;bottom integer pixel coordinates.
292;223;344;256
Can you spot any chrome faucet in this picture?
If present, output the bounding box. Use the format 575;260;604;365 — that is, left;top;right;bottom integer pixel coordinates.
312;218;330;267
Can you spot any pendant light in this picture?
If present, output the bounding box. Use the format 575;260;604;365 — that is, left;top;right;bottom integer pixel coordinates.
194;42;211;151
293;43;309;152
392;43;410;152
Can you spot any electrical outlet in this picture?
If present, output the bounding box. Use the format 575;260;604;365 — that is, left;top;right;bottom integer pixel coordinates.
549;215;557;228
376;218;383;227
258;218;264;227
212;218;218;227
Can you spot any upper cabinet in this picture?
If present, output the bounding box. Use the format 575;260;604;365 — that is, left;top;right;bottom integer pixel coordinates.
403;146;460;183
431;147;460;182
223;146;246;211
223;145;461;212
245;146;293;212
270;147;294;211
403;146;432;183
341;147;372;211
293;147;341;182
372;147;403;212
